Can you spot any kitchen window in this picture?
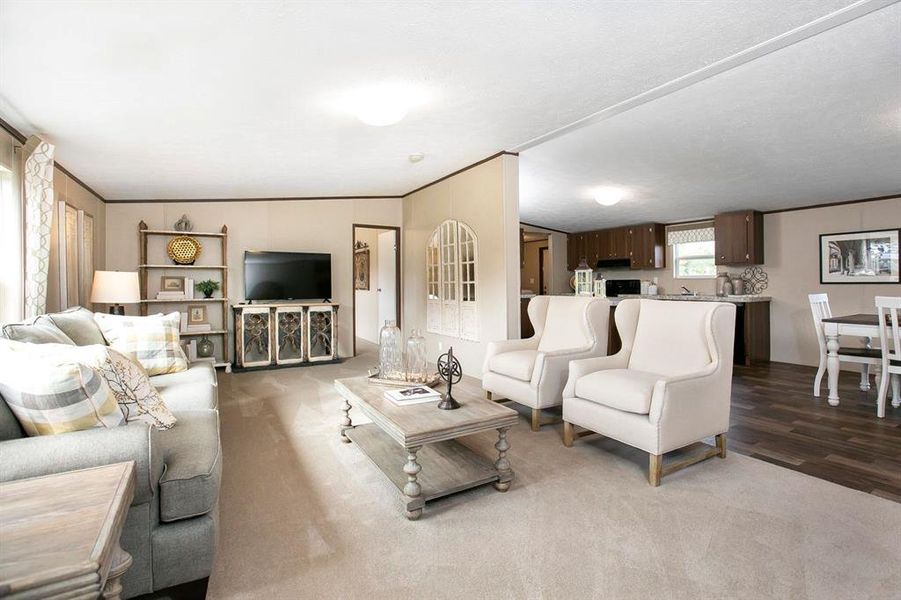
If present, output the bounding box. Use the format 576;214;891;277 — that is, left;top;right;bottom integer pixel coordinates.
673;240;716;279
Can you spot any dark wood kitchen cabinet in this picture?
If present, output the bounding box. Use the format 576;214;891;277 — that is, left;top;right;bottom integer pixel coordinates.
568;223;665;270
714;210;764;265
628;223;665;269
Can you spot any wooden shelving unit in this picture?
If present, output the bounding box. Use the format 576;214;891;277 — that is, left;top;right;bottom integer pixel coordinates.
138;221;231;372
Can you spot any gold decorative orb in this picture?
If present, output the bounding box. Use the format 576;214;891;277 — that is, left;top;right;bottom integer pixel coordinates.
167;236;202;265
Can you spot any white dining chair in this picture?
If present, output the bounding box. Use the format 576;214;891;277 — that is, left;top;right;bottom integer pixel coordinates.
875;296;901;419
808;293;881;396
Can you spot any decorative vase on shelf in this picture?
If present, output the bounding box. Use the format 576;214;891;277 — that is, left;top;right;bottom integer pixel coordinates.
203;291;213;299
378;320;404;380
405;329;428;383
197;336;214;358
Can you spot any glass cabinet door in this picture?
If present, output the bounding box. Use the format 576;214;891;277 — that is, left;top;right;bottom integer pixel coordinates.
276;307;305;364
240;307;271;367
307;306;336;362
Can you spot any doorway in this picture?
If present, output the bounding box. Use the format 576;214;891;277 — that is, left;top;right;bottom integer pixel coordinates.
520;231;550;295
352;224;401;357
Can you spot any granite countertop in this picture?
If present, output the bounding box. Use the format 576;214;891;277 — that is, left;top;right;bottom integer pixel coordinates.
618;294;771;303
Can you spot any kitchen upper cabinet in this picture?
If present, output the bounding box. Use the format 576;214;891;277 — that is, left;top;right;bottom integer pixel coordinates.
568;223;665;270
629;223;665;269
714;210;764;265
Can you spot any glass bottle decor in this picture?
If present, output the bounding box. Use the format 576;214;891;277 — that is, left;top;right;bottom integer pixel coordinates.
378;320;404;380
197;335;214;358
405;329;428;383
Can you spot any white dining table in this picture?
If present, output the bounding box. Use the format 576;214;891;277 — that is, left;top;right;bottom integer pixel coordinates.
821;313;899;408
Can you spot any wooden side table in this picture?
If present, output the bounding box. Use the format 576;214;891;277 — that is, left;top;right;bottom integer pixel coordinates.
0;461;136;599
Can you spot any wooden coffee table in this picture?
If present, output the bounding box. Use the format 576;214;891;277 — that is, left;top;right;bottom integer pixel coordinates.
335;375;518;520
0;462;136;599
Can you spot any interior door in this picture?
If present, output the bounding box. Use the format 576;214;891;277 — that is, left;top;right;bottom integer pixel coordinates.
377;230;397;327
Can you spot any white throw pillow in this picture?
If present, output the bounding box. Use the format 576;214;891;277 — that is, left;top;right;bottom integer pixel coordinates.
0;340;124;436
94;312;188;376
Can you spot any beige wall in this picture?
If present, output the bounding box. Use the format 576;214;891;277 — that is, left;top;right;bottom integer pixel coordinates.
105;198;403;361
402;154;520;375
579;197;901;367
47;166;106;313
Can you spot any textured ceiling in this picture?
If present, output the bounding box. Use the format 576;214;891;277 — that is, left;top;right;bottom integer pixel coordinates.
0;0;858;200
520;2;901;232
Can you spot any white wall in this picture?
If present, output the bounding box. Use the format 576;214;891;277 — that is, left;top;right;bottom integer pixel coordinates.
105;198;403;360
402;154;519;375
354;227;381;344
572;197;901;367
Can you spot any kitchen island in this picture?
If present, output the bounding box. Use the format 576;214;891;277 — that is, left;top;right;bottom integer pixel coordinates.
616;294;771;366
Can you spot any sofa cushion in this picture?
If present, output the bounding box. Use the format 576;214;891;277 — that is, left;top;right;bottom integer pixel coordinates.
574;368;662;415
0;340;124;435
2;319;75;345
488;350;537;382
94;312;188;376
37;307;107;346
158;410;221;522
157;381;218;412
150;361;217;389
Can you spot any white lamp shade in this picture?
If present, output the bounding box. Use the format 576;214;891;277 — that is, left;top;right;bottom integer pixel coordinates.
90;271;140;304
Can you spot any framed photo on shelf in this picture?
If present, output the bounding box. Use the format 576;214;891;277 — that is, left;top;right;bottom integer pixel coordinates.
187;304;208;324
161;276;186;292
819;229;900;284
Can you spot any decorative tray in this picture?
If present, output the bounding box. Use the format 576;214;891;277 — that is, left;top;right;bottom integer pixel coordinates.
367;369;441;388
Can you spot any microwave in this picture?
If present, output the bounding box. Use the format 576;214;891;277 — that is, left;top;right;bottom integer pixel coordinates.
605;279;641;297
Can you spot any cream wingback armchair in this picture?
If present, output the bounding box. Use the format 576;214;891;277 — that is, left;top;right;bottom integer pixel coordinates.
482;296;610;431
562;299;736;486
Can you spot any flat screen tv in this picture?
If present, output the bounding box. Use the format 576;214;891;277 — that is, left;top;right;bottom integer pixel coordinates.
244;251;332;301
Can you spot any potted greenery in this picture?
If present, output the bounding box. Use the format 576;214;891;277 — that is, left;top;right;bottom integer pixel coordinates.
196;279;220;299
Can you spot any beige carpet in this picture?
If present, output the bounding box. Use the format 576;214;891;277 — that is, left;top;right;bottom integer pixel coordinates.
207;347;901;599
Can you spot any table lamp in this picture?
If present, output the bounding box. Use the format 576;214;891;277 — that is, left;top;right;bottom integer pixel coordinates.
91;271;140;315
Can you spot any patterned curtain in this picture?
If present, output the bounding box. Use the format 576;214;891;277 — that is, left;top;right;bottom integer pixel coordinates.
666;221;714;246
23;136;54;318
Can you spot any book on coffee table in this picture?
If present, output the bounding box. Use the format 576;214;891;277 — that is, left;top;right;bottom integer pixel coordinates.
384;386;441;406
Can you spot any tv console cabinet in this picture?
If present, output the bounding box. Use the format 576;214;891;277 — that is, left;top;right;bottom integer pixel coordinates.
233;302;339;370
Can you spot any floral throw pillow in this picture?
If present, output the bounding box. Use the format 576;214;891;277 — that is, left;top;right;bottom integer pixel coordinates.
80;345;177;430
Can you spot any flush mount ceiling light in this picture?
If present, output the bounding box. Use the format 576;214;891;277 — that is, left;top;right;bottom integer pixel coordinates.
408;153;425;163
593;186;628;206
343;82;427;127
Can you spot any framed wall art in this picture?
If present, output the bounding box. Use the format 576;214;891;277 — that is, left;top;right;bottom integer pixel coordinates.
187;304;208;324
354;248;370;290
161;276;185;292
819;228;900;284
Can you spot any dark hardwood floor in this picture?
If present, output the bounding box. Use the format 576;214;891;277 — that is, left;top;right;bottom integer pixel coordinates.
730;361;901;502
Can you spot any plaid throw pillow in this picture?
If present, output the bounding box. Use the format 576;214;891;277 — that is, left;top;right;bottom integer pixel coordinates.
0;340;124;436
94;312;188;376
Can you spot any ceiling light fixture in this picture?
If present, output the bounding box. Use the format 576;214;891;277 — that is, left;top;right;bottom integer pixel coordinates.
347;82;425;127
408;153;424;163
593;187;628;207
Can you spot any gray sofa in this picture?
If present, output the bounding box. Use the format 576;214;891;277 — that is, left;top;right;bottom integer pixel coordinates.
0;308;221;599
